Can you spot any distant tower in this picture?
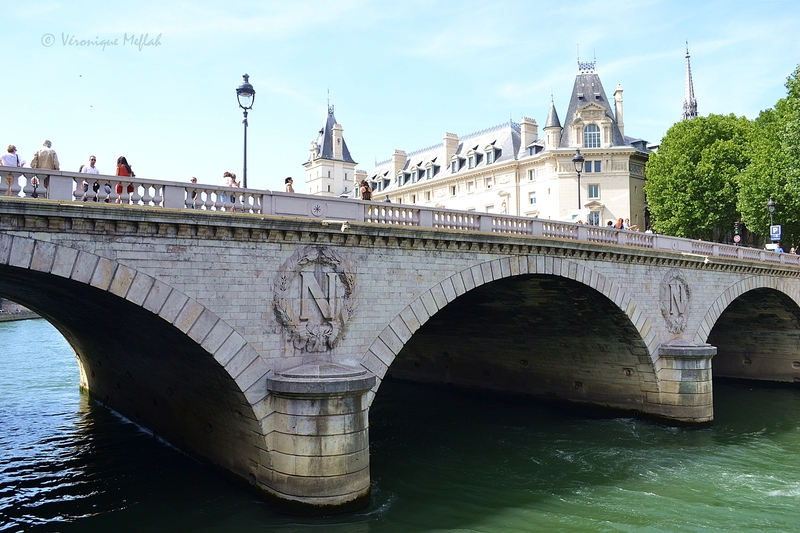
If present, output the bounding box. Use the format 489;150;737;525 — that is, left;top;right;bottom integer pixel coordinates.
683;41;698;120
303;105;357;196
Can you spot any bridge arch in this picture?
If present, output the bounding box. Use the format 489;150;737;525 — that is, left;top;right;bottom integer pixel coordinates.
360;254;658;411
0;233;268;484
697;276;800;382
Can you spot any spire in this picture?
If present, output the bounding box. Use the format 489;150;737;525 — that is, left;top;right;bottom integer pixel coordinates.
683;40;698;120
545;98;561;129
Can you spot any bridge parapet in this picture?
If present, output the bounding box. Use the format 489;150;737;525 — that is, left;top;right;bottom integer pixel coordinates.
3;166;794;268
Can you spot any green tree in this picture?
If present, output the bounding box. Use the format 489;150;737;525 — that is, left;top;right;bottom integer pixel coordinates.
644;114;752;240
738;65;800;247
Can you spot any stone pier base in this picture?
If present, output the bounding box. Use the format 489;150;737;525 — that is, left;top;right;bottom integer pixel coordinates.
653;340;717;424
265;362;376;513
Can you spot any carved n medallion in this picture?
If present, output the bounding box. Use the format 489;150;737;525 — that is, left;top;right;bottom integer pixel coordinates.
273;246;357;353
660;268;691;333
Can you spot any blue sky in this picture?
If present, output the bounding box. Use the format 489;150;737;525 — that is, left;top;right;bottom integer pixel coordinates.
4;0;799;191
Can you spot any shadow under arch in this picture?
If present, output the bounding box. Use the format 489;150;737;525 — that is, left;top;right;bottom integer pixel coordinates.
362;255;657;414
0;234;266;485
700;277;800;382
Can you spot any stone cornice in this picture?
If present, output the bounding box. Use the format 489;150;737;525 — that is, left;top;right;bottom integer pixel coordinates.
2;200;797;277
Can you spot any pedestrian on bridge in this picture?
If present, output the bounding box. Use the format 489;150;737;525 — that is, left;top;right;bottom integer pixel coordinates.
30;140;59;198
115;157;135;203
1;145;22;196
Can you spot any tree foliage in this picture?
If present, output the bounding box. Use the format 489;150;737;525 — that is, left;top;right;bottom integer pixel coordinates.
738;65;800;247
644;114;752;240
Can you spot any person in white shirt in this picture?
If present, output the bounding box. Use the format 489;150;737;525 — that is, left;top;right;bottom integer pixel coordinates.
81;156;99;175
2;145;22;196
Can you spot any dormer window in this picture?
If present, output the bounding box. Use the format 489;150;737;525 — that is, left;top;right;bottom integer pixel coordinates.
584;124;601;148
450;158;458;174
425;163;435;179
397;173;404;186
486;150;494;164
411;168;418;183
467;152;476;169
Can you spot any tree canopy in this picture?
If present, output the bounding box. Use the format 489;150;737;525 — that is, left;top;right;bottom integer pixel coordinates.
738;65;800;247
644;114;752;240
645;65;800;246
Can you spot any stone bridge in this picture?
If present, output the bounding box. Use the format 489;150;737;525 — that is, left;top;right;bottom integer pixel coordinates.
2;167;800;512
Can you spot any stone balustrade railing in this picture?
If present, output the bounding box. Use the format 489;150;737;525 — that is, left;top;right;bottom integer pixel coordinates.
2;166;798;267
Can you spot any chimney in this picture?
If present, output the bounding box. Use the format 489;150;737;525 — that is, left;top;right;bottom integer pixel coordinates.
520;117;538;152
614;84;624;138
391;150;407;179
444;132;459;164
332;123;343;160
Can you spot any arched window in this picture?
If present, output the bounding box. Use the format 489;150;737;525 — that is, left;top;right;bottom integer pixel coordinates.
584;124;601;148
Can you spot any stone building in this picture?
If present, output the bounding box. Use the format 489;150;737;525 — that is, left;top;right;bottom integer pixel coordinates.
361;61;652;227
303;105;366;197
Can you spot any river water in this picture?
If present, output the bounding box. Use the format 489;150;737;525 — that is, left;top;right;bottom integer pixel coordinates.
2;318;800;532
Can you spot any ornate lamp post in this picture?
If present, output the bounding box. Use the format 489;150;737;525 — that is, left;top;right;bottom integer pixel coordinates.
572;148;585;210
767;196;776;227
236;74;256;189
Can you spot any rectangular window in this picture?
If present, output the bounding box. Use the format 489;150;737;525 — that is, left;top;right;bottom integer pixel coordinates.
528;169;536;181
594;161;601;173
328;171;331;178
411;195;416;204
588;211;600;225
451;161;457;174
397;176;402;186
451;185;457;196
585;161;592;173
345;172;348;181
529;192;536;205
468;155;475;169
486;177;493;189
486;151;494;164
425;191;431;201
467;181;474;193
411;171;417;183
426;167;432;179
327;185;331;192
588;184;599;199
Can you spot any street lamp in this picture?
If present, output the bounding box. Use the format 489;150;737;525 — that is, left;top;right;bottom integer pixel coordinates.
767;196;776;226
572;148;585;210
236;74;256;189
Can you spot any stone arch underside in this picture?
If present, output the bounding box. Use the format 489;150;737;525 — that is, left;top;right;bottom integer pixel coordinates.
362;256;658;415
701;278;800;382
0;234;267;486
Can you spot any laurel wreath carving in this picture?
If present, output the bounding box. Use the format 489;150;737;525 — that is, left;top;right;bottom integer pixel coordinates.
272;246;357;353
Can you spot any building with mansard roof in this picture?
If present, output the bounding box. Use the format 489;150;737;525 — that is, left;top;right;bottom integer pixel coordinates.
359;61;652;227
303;105;365;197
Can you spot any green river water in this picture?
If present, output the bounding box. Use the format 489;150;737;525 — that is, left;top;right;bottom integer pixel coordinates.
2;318;800;532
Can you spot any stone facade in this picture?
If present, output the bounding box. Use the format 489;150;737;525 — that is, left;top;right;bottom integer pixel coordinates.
364;61;651;227
2;199;800;510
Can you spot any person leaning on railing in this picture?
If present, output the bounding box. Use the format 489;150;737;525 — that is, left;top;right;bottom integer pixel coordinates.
1;145;22;196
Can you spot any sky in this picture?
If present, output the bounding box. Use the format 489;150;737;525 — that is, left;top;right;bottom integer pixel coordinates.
3;0;800;192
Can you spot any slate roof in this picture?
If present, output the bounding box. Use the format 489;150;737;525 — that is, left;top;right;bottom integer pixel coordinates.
307;106;356;164
558;67;626;148
369;121;521;192
545;100;561;129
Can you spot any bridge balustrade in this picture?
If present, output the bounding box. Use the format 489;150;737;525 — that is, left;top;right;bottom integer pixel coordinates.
2;165;798;267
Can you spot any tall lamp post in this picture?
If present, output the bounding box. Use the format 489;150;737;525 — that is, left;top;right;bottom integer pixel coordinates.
236;74;256;189
767;196;776;226
572;149;585;210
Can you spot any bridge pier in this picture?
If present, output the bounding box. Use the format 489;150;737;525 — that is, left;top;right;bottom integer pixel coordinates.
264;363;376;513
653;341;717;424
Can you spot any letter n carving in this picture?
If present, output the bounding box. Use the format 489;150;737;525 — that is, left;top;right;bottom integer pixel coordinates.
300;272;338;320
